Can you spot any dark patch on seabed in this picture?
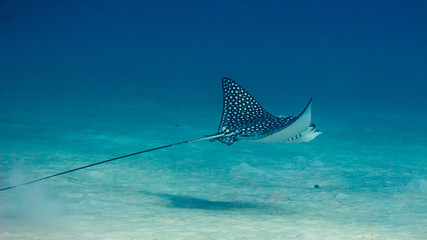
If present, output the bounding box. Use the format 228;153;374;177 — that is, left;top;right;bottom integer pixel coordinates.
140;190;267;211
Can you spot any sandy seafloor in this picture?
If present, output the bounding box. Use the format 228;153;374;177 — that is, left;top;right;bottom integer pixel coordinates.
0;97;426;240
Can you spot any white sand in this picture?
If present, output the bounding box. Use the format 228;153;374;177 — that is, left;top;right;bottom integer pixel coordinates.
1;99;426;239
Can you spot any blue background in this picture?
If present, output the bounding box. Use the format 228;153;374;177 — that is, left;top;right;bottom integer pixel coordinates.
1;0;426;113
1;2;427;238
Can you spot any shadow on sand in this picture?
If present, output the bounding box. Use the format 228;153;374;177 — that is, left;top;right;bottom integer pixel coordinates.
139;190;264;211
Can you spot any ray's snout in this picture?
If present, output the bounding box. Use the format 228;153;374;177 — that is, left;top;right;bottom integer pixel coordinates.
285;123;322;143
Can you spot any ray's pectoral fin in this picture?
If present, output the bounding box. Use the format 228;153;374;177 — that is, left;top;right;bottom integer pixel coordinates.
286;101;322;143
253;99;322;143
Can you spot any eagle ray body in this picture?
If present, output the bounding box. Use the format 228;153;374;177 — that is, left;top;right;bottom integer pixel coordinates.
217;77;321;145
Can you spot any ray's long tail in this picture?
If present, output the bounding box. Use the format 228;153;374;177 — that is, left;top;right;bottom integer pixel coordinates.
0;133;226;192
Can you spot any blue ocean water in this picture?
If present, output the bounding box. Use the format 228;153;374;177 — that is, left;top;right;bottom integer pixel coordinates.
1;1;426;239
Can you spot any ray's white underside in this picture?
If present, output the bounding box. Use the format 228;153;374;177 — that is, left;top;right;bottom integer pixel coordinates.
249;101;321;143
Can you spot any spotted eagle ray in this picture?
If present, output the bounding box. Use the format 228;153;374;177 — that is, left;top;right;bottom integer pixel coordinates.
0;77;321;191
